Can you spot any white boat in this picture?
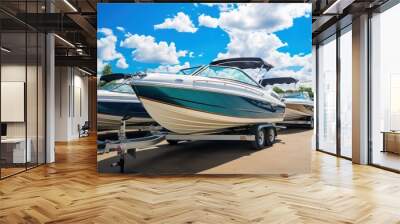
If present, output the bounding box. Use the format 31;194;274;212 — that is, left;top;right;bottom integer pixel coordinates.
259;77;314;127
97;79;153;130
282;92;314;121
130;58;285;134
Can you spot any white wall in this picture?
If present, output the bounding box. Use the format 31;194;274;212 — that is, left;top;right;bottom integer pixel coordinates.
54;67;89;141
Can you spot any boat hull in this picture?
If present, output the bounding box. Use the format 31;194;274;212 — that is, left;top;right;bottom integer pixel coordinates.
284;102;313;121
97;113;153;130
133;83;285;134
97;90;153;130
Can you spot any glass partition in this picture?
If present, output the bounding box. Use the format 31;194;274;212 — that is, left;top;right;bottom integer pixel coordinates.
27;31;38;169
38;32;45;165
1;30;28;177
0;1;46;179
317;35;337;154
370;4;400;171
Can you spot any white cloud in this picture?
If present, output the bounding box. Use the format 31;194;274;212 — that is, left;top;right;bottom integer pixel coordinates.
218;3;311;33
120;34;187;64
268;67;312;84
97;58;107;74
200;3;236;12
154;12;198;33
216;30;286;62
149;62;191;73
189;52;194;58
116;26;125;32
216;29;311;83
198;14;219;28
212;3;311;85
97;27;128;72
98;27;113;36
116;57;129;69
263;53;312;88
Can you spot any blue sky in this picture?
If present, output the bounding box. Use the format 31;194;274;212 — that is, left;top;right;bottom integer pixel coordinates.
97;3;312;84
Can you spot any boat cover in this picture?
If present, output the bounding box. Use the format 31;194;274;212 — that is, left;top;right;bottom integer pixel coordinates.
210;57;273;71
260;77;298;86
100;73;132;83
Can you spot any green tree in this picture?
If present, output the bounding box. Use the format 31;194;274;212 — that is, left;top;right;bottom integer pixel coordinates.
102;64;112;76
273;86;285;94
298;86;314;99
98;65;113;87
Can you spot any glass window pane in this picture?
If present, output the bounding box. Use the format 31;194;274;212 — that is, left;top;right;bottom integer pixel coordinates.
1;31;27;177
317;36;337;154
371;4;400;171
38;33;45;165
27;31;38;169
340;28;352;158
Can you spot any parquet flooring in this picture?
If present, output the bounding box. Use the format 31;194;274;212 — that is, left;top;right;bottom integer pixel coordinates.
1;135;400;223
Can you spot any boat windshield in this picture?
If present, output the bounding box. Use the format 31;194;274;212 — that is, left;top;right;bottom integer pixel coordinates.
100;80;134;94
177;66;202;75
195;65;259;87
283;92;310;100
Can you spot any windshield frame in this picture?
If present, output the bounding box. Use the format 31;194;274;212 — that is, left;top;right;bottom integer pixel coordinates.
191;65;263;88
100;80;134;94
177;66;202;75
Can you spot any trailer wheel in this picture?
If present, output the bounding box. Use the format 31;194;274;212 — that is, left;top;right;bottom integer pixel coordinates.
167;140;179;145
309;117;314;129
252;127;266;150
264;127;276;147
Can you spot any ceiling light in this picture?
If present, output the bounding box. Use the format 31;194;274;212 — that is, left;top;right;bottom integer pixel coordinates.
63;0;78;12
54;34;75;48
1;47;11;53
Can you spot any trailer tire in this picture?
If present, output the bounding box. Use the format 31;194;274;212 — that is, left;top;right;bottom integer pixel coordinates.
167;140;179;145
252;126;266;150
309;117;314;129
264;127;276;147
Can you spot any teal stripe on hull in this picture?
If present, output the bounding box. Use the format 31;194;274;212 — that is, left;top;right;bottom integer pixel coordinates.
133;84;284;119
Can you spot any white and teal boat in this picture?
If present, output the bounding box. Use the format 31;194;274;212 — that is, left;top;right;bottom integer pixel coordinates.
130;58;286;134
97;79;153;130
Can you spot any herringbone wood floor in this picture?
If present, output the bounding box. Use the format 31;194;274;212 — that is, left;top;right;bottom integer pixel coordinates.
1;135;400;223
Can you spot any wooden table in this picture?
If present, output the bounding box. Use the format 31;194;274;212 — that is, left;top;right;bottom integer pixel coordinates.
382;131;400;154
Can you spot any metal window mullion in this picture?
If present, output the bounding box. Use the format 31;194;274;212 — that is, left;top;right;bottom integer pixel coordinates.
316;44;320;150
336;28;341;157
0;21;2;179
367;11;373;165
25;0;28;171
36;0;39;167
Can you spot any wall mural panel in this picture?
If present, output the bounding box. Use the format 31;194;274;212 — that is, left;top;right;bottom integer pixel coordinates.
97;3;313;174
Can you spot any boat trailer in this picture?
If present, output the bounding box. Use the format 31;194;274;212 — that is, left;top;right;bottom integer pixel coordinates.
98;119;285;173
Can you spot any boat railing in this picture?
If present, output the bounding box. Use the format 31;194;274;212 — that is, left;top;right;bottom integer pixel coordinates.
193;79;265;96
